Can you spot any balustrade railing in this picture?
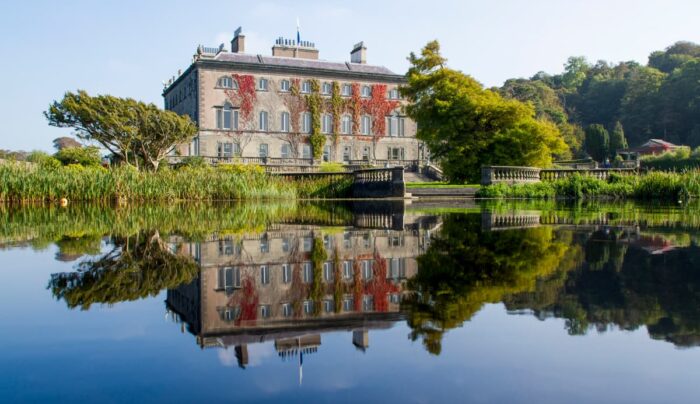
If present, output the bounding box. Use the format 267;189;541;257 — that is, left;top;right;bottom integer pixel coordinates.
481;166;639;185
539;168;637;181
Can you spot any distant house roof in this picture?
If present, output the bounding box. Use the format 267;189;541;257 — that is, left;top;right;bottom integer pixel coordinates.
619;138;682;155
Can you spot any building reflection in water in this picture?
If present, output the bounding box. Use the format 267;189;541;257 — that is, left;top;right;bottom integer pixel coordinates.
165;201;442;373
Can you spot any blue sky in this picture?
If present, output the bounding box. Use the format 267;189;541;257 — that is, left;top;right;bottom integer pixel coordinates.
1;0;699;151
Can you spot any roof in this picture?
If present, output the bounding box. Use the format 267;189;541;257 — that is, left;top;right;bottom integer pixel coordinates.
164;51;405;95
214;52;398;76
643;139;680;148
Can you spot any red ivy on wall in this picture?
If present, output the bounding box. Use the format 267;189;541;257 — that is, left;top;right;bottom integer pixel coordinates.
361;84;399;138
225;74;257;129
228;275;259;326
365;251;399;312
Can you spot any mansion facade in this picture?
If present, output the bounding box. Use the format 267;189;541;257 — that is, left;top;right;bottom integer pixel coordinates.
162;27;424;168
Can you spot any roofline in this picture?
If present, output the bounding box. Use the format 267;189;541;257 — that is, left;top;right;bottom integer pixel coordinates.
163;58;406;96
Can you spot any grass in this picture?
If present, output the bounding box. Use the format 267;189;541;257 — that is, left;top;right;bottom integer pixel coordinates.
476;170;700;201
406;182;481;189
0;162;352;202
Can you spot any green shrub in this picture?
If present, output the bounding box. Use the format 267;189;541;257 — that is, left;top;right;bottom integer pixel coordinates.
177;156;207;169
54;146;101;167
319;162;345;173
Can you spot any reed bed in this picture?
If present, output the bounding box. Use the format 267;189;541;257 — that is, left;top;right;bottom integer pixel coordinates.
0;162;353;202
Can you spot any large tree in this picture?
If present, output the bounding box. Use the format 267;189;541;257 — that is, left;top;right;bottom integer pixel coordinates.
402;41;568;183
584;124;610;163
609;121;628;158
45;90;196;170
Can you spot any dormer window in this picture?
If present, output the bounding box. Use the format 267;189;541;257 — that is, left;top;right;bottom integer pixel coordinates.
361;85;371;98
217;76;235;89
322;82;332;95
258;78;268;91
301;80;311;94
280;79;290;92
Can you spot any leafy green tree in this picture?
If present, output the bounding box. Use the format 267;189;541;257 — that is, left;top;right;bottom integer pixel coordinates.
561;56;590;90
648;41;700;73
657;60;700;146
402;41;568;182
609;121;628;158
584;124;610;163
45;90;196;171
54;146;101;166
620;66;666;146
52;136;82;150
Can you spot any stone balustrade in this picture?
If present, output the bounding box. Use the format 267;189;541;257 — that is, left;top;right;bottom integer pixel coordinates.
481;166;542;185
353;167;405;198
481;166;639;185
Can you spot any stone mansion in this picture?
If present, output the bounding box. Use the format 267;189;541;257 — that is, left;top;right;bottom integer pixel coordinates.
162;27;425;168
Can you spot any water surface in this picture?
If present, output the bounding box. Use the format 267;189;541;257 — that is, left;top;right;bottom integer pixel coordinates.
2;200;700;403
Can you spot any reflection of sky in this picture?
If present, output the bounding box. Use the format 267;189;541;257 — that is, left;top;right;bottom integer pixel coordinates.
3;245;700;402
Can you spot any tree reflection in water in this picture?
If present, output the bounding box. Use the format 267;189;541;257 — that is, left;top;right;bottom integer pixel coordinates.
49;230;199;310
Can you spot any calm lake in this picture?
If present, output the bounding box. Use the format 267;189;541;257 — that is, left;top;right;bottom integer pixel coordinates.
2;200;700;403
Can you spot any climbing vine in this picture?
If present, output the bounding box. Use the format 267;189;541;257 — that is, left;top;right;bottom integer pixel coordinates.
361;84;399;138
366;251;399;312
329;81;345;146
224;74;257;130
305;79;325;159
228;274;259;326
310;235;328;314
349;83;363;135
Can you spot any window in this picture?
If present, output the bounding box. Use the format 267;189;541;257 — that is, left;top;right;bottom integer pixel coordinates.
363;233;371;248
281;144;291;159
302;237;313;252
260;305;271;318
322;82;332;94
301;80;311;93
216;104;238;130
280;79;290;92
302;263;313;283
398;117;405;137
258;78;268;91
260;265;270;285
259;143;268;158
260;237;269;253
389;258;406;279
324;300;333;313
343;261;353;279
221;307;241;322
302;112;312;133
343;146;351;162
388;88;399;99
321;113;332;134
389;235;404;247
388;147;404;160
361;115;371;135
217;76;235;89
362;295;374;312
218;238;237;255
282;303;293;317
362;146;370;161
362;260;372;280
282;237;290;253
282;264;292;283
343;298;354;312
280;111;290;132
218;267;241;290
323;234;333;250
343;232;352;249
361;85;371;97
387;115;398;137
341;115;351;134
303;300;314;314
323;145;330;162
390;293;400;304
341;84;351;96
323;262;333;281
259;111;269;131
302;144;312;159
217;142;240;158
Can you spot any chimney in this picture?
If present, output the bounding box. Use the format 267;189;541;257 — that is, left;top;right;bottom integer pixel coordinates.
231;27;245;53
350;41;366;64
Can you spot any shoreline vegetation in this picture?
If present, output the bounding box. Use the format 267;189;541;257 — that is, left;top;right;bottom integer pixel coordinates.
476;170;700;200
0;161;352;203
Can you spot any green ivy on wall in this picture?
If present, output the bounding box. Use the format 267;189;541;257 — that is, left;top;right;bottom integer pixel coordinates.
305;79;325;159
